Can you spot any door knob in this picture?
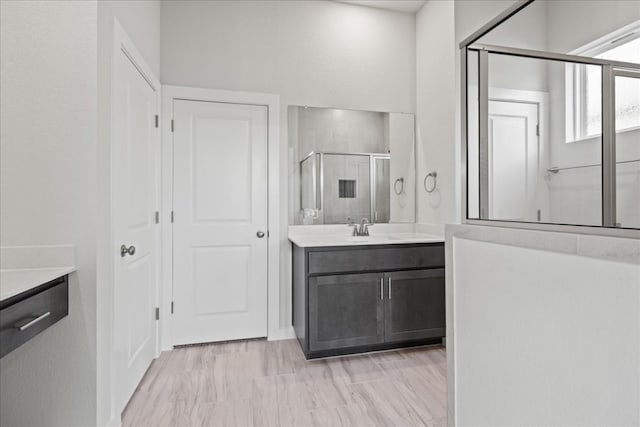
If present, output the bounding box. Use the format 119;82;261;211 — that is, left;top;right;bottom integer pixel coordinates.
256;231;265;238
120;244;136;257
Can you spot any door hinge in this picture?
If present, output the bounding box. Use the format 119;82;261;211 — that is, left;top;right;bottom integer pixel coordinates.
536;123;540;137
171;211;174;223
171;301;174;314
171;119;174;132
155;211;160;224
155;114;159;128
155;307;160;321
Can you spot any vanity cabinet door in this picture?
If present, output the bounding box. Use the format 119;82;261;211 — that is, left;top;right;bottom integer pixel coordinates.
384;269;445;343
308;273;384;352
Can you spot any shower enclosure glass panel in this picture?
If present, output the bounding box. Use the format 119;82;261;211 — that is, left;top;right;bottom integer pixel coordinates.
467;51;604;227
467;50;480;219
615;73;640;229
373;157;390;223
462;0;640;233
300;153;320;218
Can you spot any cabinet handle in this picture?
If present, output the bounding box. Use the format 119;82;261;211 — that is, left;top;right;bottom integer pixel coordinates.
380;277;384;300
388;277;392;299
15;312;51;331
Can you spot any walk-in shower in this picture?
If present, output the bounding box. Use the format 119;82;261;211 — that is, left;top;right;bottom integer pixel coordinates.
462;0;640;233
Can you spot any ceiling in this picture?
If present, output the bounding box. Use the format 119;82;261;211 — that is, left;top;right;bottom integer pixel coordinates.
337;0;427;14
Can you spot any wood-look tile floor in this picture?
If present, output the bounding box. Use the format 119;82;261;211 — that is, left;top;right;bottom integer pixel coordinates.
122;339;447;427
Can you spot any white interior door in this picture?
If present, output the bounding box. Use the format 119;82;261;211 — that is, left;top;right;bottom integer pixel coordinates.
113;47;159;411
172;100;268;346
488;100;540;221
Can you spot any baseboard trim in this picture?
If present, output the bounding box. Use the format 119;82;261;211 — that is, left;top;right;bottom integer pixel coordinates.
105;416;122;427
268;326;296;341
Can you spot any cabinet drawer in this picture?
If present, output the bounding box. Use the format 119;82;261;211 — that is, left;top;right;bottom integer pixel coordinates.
308;244;444;275
0;277;69;358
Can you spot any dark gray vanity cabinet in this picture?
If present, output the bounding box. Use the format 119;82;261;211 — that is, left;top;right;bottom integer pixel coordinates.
293;242;445;359
0;275;69;358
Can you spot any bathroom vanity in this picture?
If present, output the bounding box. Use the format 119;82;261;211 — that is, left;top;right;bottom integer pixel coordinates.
290;228;445;359
0;273;70;358
0;246;75;358
288;105;443;358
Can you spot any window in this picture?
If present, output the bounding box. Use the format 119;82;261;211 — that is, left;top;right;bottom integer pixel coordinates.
567;23;640;142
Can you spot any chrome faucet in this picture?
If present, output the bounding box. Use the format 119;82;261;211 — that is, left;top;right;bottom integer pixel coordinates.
351;218;371;236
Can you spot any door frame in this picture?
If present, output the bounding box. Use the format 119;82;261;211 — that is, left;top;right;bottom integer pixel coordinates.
107;19;162;424
160;85;281;350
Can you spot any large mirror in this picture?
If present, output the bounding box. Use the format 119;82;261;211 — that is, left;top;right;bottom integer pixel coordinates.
289;106;415;225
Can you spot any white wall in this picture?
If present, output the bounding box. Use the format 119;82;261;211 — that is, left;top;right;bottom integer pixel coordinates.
0;1;98;426
415;0;457;225
297;107;387;160
389;113;417;223
96;2;161;425
161;0;416;332
448;233;640;425
546;0;640;55
161;1;415;114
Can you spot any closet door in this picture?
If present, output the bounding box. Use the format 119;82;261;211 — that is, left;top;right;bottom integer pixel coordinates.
172;99;268;345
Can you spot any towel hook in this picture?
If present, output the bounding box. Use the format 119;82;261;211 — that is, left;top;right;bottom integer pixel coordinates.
394;177;404;195
424;171;437;193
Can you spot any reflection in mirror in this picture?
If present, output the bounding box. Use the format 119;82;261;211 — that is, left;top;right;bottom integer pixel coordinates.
289;106;415;225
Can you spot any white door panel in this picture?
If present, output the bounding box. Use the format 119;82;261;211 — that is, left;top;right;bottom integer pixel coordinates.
172;100;268;346
488;100;539;221
113;46;159;413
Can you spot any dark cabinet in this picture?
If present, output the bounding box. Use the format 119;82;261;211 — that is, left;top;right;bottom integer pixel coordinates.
0;275;69;358
293;242;445;359
308;273;384;351
384;269;445;343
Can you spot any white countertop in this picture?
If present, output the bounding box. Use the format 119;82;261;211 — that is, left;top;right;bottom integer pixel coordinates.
288;223;445;248
0;245;77;302
0;267;76;302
